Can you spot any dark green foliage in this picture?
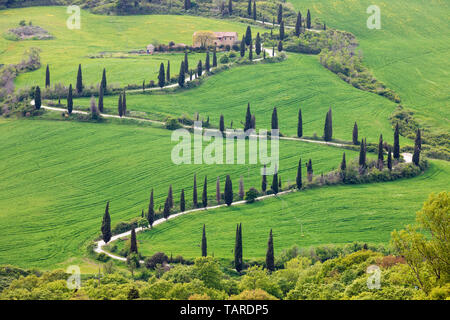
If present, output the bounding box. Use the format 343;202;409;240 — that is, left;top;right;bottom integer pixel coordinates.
341;152;347;171
205;51;210;72
197;60;202;77
158;63;165;88
378;134;384;169
101;201;112;243
262;165;267;193
359;139;366;167
307;159;313;182
228;0;232;15
67;84;73;114
130;227;138;254
184;51;189;73
184;0;191;10
255;32;261;56
278;175;281;188
144;252;169;270
240;35;246;57
271;107;278;130
201;224;207;257
388;150;392;171
245;187;259;203
166;60;170;83
118;92;123;117
279;21;285;40
278;40;283;52
98;86;104;113
234;223;243;272
244;103;252;131
180;189;185;212
277;4;283;24
148;189;155;227
219;114;225;132
394;123;400;159
266;229;274;272
245;26;252;46
323;108;333;141
249;40;253;60
224;174;233;206
163;196;170;220
253;1;256;21
413;144;420;166
101;68;107;92
202;176;208;207
212;47;217;67
127;287;139;300
297;108;303;137
247;0;251;17
271;169;278;194
296;158;302;189
178;61;185;87
168;185;173;208
45;64;50;88
76;64;83;94
306;9;311;29
34;86;41;110
415;128;422;151
122;90;127;116
353;122;358;145
193;174;198;207
295;11;302;36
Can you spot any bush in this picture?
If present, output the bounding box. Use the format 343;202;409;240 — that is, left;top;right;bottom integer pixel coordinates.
165;117;182;130
145;252;169;270
245;187;259;203
96;252;109;262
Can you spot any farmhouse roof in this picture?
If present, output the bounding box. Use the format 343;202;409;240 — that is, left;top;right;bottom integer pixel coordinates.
213;32;238;38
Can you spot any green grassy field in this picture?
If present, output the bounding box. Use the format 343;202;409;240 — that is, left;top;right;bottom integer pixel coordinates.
289;0;450;136
0;7;264;88
130;159;449;260
0;117;362;268
73;53;400;143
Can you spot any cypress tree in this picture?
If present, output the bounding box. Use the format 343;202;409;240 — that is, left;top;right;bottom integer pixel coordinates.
220;114;225;132
166;60;171;83
130;227;138;254
141;209;144;218
213;47;217;67
359;139;366;167
148;189;155;227
240;35;246;57
415;128;421;151
67;84;73;114
184;51;189;73
378;134;384;169
412;144;420;166
262;165;267;193
249;40;253;60
295;11;302;36
307;159;313;182
180;189;185;212
178;61;185;87
239;176;244;199
245;26;252;46
193;174;198;207
263;48;266;59
251;114;256;129
202;176;208;207
98;86;104;113
234;223;243;272
271;107;278;130
45;64;50;88
277;40;283;52
224;174;233;206
296;158;302;189
272;45;275;57
168;185;174;208
278;175;281;189
279;21;285;40
297;108;303;137
101;201;112;243
118;92;123;117
228;0;232;15
76;64;83;94
352;122;358;145
340;152;346;171
266;229;274;272
197;60;203;77
253;1;257;20
271;168;278;194
205;51;210;72
255;33;261;55
306;9;311;29
201;224;207;257
216;177;221;204
393;123;400;160
244;103;252;131
163;196;170;220
34;86;41;110
247;0;252;17
277;4;283;24
158;63;165;88
101;68;107;91
323;108;332;141
122;90;127;116
387;150;392;171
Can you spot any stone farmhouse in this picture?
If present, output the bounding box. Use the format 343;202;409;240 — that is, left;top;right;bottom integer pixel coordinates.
193;31;238;48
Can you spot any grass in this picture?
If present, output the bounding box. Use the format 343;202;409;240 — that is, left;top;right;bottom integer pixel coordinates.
73;53;400;144
0;117;361;268
288;0;450;136
129;160;449;261
0;6;265;88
